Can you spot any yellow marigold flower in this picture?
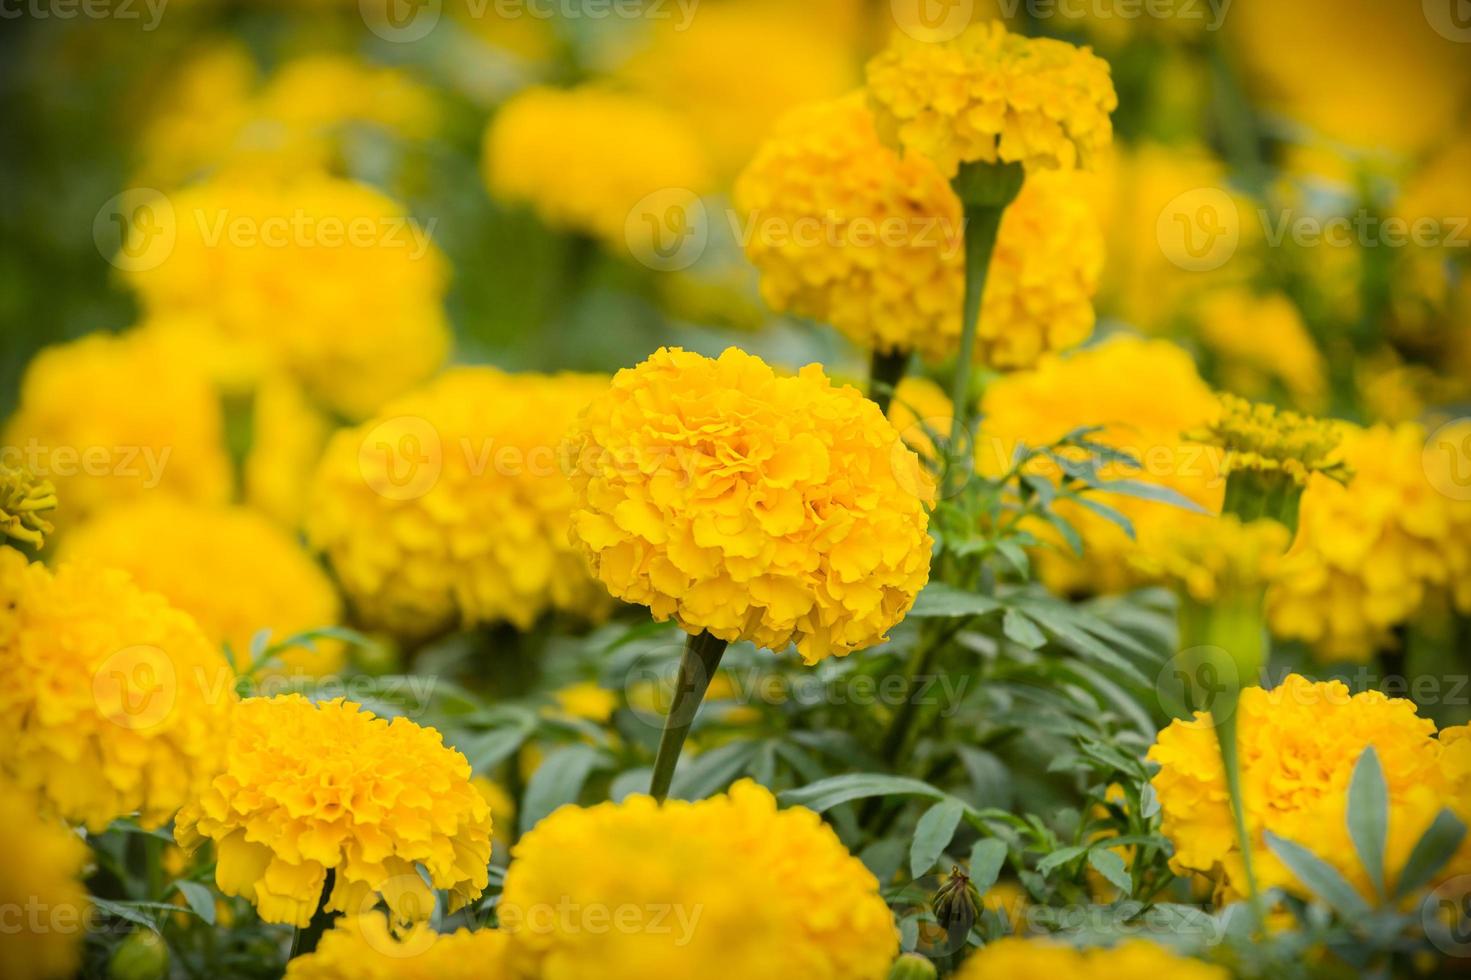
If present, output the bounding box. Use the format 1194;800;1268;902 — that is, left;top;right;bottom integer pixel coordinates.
3;329;231;527
245;373;334;530
954;937;1228;980
123;174;451;420
734;96;1101;369
550;681;617;724
977;337;1225;595
483;86;710;248
1130;515;1289;606
0;554;235;831
307;368;613;640
500;779;896;979
1269;422;1471;661
865;21;1116;178
1149;675;1471;902
284;913;512;980
1193;291;1326;411
0;462;57;550
0;790;90;980
615;3;857;180
565;347;932;663
175;695;492;929
1189;394;1350;490
61;499;344;676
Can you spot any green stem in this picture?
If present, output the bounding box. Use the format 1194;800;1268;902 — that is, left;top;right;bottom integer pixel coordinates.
1216;706;1268;935
648;631;729;802
869;347;911;417
288;871;337;960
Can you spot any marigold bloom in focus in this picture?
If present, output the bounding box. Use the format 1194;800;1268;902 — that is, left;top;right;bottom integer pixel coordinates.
564;347;932;663
123;175;451;420
483;86;710;248
1150;675;1471;902
307;367;613;640
500;780;896;979
953;937;1228;979
735;96;1101;369
0;789;91;980
866;21;1116;178
0;552;235;831
62;499;344;675
284;912;512;980
175;695;491;928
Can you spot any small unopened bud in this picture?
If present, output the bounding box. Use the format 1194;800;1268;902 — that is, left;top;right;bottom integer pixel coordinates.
932;865;982;950
108;929;168;980
887;952;939;980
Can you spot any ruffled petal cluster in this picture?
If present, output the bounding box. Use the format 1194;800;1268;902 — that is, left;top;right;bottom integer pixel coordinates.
307;368;614;639
500;780;897;980
564;347;933;662
1268;421;1471;661
62;499;344;676
0;462;57;550
954;937;1228;979
1149;675;1471;902
123;174;451;419
866;21;1116;177
284;913;512;980
0;552;236;831
1189;394;1350;489
0;789;91;980
175;695;491;928
483;86;710;248
2;328;232;527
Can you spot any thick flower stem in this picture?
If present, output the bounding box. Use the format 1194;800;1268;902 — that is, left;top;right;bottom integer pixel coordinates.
289;871;337;960
1216;708;1268;935
649;631;729;803
869;348;912;417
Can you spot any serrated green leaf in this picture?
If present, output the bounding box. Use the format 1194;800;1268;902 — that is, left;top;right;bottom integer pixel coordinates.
1264;831;1372;919
88;898;160;932
1091;478;1208;514
1393;808;1468;901
1002;608;1047;650
1347;746;1389;900
911;799;966;878
1087;848;1132;893
1035;845;1087;876
968;839;1008;893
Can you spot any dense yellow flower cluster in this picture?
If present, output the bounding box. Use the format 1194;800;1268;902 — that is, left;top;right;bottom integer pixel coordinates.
1269;421;1471;661
977;337;1225;594
0;552;235;831
124;175;451;419
3;329;231;526
565;347;932;663
0;790;91;980
285;913;512;980
175;695;491;928
62;499;344;676
308;368;613;639
501;780;896;979
0;463;57;549
954;937;1228;979
1189;394;1349;489
1150;675;1471;901
866;21;1116;178
483;86;711;247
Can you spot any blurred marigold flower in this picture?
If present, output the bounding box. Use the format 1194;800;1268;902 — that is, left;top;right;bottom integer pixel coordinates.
175;695;491;929
307;367;613;641
61;499;344;676
953;937;1228;978
284;912;512;980
564;347;932;663
245;373;335;531
866;21;1116;178
0;788;91;980
1150;675;1471;903
500;779;896;979
1130;515;1290;607
0;552;236;831
1192;290;1326;411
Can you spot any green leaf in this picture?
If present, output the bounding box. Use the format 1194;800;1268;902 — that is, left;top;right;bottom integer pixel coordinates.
1346;746;1389;900
1087;848;1132;893
462;725;532;775
1263;831;1372;919
1070;496;1137;540
670;741;761;801
1393;808;1469;901
88;898;161;933
968;839;1008;893
1091;478;1209;514
778;774;950;814
911;800;966;878
909;583;1003;619
993;540;1030;577
172;880;216;926
1002;609;1047;650
519;744;608;836
1035;845;1087;876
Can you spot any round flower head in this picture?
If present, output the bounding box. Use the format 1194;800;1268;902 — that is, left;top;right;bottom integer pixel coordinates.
564;347;933;663
954;937;1228;979
3;329;231;527
307;368;613;640
500;780;897;980
865;21;1116;178
736;97;1102;368
284;913;512;980
1149;675;1471;902
0;553;236;831
61;499;344;676
483;86;710;248
0;462;57;550
175;695;492;928
123;174;450;420
0;790;91;980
